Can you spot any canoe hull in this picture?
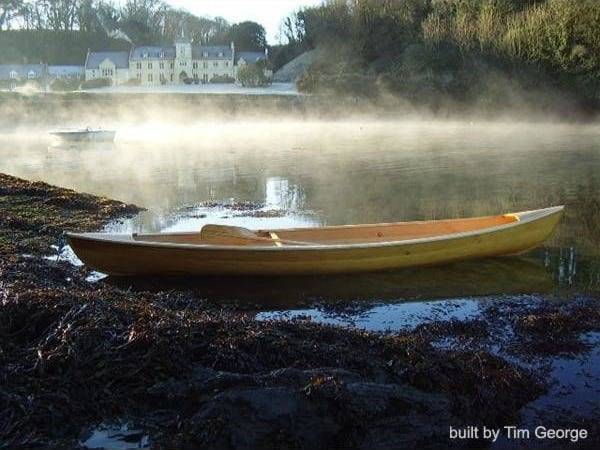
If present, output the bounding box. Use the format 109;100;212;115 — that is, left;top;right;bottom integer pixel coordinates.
67;207;563;276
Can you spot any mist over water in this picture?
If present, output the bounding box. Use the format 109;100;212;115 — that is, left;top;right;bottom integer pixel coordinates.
1;117;600;295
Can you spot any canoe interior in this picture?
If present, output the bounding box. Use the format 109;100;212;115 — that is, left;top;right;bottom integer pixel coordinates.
132;214;519;246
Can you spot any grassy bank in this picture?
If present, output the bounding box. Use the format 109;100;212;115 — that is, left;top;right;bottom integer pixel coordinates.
1;173;599;448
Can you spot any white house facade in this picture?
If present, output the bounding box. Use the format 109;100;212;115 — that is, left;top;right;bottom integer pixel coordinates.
0;64;47;89
85;36;267;87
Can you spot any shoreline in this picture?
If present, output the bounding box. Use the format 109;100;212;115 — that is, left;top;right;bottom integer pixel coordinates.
1;91;599;125
0;172;598;449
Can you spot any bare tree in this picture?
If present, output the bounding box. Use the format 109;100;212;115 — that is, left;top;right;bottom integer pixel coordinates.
0;0;24;29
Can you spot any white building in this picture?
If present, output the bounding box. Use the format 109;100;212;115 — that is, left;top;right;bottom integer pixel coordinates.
84;51;130;85
85;35;268;87
48;65;85;80
0;64;47;89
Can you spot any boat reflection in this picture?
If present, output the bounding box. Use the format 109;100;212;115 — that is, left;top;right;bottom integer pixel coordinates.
104;256;553;309
47;141;116;153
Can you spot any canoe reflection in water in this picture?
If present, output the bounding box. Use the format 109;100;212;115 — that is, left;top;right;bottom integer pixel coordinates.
105;256;554;310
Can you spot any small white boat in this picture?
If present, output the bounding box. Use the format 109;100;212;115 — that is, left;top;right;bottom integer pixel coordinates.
50;128;116;142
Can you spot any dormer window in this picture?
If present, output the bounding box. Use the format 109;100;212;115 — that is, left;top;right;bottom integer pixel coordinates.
9;70;18;79
142;52;148;58
160;51;165;58
28;70;36;79
202;51;208;58
218;52;223;57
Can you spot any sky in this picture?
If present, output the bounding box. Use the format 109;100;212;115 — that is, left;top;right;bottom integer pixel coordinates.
164;0;322;44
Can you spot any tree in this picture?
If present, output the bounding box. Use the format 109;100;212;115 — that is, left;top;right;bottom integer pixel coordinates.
0;0;24;29
237;62;270;87
119;0;165;43
222;21;266;51
161;7;230;45
279;10;305;45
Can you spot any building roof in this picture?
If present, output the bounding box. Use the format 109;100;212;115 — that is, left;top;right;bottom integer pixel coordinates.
129;44;232;61
85;51;130;70
48;65;85;76
192;46;232;60
130;46;176;61
235;51;267;65
0;64;46;79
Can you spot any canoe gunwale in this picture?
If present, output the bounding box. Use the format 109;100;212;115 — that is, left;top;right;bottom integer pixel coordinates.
66;206;564;252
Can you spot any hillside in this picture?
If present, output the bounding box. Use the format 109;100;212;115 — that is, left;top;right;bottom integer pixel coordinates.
273;49;318;83
285;0;600;115
0;30;130;65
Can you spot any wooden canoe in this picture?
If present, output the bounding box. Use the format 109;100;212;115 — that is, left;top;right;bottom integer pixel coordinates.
66;206;564;276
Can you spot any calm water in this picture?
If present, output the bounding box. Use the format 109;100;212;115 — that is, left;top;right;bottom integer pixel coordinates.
2;121;600;306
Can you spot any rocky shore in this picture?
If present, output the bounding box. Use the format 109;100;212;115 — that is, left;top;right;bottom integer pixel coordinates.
0;173;598;449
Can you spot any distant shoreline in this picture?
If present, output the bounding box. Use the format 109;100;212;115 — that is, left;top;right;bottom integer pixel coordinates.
82;82;298;96
0;82;299;97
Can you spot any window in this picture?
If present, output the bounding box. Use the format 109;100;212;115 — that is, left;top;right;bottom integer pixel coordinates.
136;62;141;69
160;51;165;58
193;62;198;69
202;51;208;58
225;61;229;67
218;52;223;57
28;70;36;79
159;62;164;69
203;62;208;69
148;62;153;69
101;68;113;77
213;62;218;67
9;70;17;79
148;74;153;81
170;74;173;82
170;62;174;69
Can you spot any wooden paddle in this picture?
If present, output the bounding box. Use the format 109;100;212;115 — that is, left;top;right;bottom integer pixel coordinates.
200;224;312;246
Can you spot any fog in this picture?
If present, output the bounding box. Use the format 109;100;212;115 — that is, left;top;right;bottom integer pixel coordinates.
1;81;598;141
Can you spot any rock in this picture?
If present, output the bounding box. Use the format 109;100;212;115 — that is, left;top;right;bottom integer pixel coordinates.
172;367;457;449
